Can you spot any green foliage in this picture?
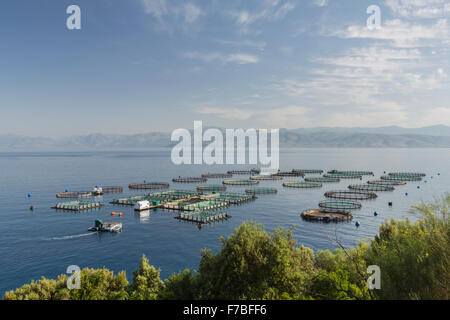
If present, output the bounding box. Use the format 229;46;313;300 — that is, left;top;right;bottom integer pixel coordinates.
195;222;315;299
128;255;164;300
364;194;450;299
158;269;196;300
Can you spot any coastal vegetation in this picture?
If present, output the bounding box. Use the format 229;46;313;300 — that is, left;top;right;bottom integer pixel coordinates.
4;194;449;300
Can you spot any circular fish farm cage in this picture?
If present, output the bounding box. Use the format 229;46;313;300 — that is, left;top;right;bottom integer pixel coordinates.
101;186;123;193
129;182;170;189
305;177;340;183
283;181;322;188
324;190;377;200
227;169;260;175
323;173;362;179
348;184;395;192
329;170;373;176
380;175;422;182
196;184;227;192
301;209;353;222
245;187;278;194
249;175;283;181
272;171;304;177
56;191;93;199
292;169;324;174
223;179;259;186
367;180;407;186
172;177;208;183
201;173;232;178
388;172;426;177
319;200;362;210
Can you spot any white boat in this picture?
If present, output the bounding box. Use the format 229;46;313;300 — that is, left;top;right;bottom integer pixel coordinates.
134;200;151;211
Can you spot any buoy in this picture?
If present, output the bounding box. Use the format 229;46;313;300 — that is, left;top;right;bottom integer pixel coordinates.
374;211;378;216
27;193;31;198
424;180;427;183
111;212;116;216
144;180;146;183
405;192;408;196
360;177;363;181
29;206;35;211
355;221;360;227
438;173;440;176
119;212;123;217
388;202;393;206
95;185;98;188
65;189;69;192
417;186;420;189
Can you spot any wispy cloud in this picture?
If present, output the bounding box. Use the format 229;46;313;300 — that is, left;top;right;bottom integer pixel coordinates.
184;51;260;65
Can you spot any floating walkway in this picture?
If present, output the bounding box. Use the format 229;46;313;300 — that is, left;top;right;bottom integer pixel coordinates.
305;177;340;183
324;190;377;200
283;181;322;188
172;177;207;183
223;179;259;186
328;170;373;176
129;182;169;190
319;199;362;210
197;184;227;192
175;211;231;225
201;173;232;178
301;209;352;222
52;201;103;211
245;187;278;194
348;184;394;192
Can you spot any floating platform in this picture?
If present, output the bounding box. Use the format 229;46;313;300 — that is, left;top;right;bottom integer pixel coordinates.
197;184;227;191
348;184;394;192
328;170;373;176
283;181;322;188
223;179;259;186
324;173;362;179
305;177;340;183
175;211;231;225
245;187;278;194
111;190;201;206
172;177;207;183
201;173;232;178
292;169;324;174
129;182;169;190
272;171;304;177
101;186;123;193
88;220;122;233
163;199;229;211
367;180;406;186
380;175;422;182
319;199;362;210
324;190;377;200
301;209;353;222
52;201;103;211
249;175;282;181
209;193;256;204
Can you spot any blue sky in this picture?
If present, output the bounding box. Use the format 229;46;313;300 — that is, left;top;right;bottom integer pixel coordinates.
1;0;449;137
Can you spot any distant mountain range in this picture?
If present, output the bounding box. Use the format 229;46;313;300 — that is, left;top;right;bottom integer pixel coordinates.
1;125;450;150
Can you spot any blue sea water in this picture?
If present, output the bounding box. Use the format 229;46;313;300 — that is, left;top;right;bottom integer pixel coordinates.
0;148;448;295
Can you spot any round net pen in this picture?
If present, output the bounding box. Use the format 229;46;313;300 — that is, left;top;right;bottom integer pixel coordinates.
348;184;394;192
223;179;259;186
101;186;123;193
301;209;353;222
324;190;377;200
324;173;362;179
380;175;422;182
305;177;340;183
197;185;227;192
227;169;260;175
245;187;278;194
330;170;373;176
388;172;426;177
367;180;407;186
272;171;304;177
250;175;282;181
292;169;323;174
201;173;232;178
319;200;362;210
283;181;322;188
172;177;208;183
56;191;93;199
129;182;170;189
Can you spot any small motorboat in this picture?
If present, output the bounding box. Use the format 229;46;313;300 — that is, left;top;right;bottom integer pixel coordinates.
88;219;122;233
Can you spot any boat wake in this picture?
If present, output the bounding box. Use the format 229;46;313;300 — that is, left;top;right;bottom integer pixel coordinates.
44;233;95;241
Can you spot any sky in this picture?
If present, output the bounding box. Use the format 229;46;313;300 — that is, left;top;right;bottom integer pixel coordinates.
0;0;449;137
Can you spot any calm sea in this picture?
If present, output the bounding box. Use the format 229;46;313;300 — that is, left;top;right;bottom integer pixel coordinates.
0;148;448;295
